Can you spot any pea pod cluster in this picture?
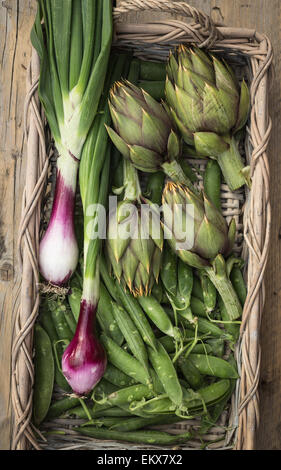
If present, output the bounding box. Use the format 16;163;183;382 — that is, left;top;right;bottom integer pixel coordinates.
32;47;248;448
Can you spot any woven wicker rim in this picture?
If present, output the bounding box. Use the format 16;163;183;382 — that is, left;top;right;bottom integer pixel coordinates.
11;1;273;451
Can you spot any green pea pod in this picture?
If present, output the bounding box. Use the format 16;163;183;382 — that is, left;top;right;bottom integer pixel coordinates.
68;286;82;322
192;275;204;302
138;80;165;101
33;324;54;426
177;260;193;308
111;302;149;372
148;341;183;407
203;160;222;211
94;379;118;398
180;160;198;183
39;302;71;391
63;305;77;335
110;414;183;432
206;338;225;358
177;355;204;390
138;379;230;415
198;272;217;313
49;298;73;342
115;281;157;351
138;295;178;339
199;357;237;434
230;267;247;306
218;295;240;344
188;354;239;379
100;334;152;388
139;60;167;81
104;383;154;408
76;426;192;446
46;397;81;420
190;296;207;318
98;284;124;346
160;244;178;298
187;317;230;339
151;281;164;303
103;363;137;388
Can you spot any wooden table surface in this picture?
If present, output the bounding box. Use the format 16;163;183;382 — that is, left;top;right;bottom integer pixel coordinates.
0;0;280;450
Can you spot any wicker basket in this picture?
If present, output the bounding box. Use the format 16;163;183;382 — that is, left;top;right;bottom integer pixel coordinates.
12;1;273;451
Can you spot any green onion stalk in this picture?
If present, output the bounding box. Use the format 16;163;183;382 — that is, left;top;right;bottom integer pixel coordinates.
31;0;113;285
61;55;130;396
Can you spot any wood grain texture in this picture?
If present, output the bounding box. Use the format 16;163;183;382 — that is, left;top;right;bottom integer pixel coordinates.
0;0;279;449
0;0;37;450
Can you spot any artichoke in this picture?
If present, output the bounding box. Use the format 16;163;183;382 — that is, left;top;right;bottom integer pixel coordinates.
165;45;251;191
162;182;242;320
106;80;194;190
106;159;163;297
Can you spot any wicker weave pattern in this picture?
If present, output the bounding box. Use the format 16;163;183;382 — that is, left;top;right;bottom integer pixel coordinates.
11;1;273;451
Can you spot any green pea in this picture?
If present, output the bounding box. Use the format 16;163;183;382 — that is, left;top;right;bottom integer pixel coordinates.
33;324;54;426
188;354;239;379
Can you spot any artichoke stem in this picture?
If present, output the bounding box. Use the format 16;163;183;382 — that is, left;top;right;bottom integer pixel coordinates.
204;265;242;321
123;158;142;201
161;160;197;193
216;135;249;191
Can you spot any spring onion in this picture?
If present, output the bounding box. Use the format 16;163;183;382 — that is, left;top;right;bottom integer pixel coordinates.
61;55;130;395
31;0;113;285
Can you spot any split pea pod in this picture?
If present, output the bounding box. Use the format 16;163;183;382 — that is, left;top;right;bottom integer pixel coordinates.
100;334;152;388
148;341;183;407
76;426;192;446
33;324;54;426
188;354;239;379
111;302;149;371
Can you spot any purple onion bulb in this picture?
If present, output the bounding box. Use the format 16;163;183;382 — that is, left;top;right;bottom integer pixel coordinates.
62;300;107;395
39;169;79;286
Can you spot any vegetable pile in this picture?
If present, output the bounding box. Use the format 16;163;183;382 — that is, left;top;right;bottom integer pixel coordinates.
31;0;249;448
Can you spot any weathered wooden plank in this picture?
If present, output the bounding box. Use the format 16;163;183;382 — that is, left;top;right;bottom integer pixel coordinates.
0;0;37;450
